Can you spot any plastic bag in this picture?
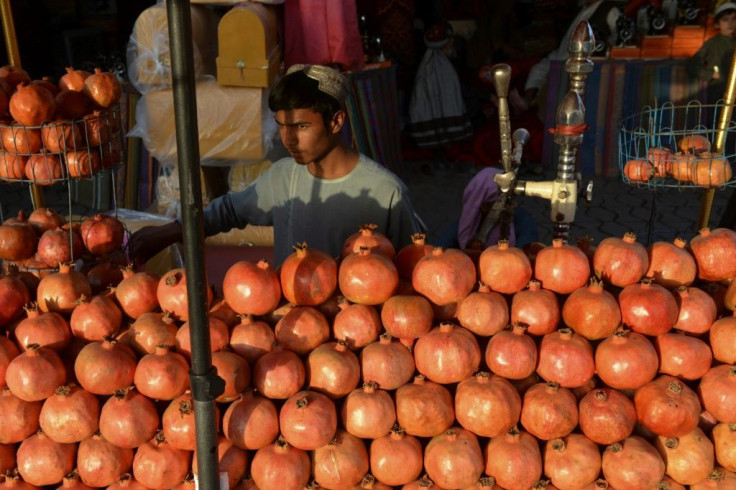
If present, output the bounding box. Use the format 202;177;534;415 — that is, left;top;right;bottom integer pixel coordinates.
126;1;219;94
127;79;277;164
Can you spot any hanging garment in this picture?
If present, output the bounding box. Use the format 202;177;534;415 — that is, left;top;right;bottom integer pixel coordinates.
408;43;473;148
283;0;365;71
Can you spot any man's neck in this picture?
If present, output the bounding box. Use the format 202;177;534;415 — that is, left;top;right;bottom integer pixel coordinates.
307;145;359;179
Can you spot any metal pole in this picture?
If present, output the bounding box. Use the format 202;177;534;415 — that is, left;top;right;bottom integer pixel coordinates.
697;48;736;231
165;1;222;487
0;0;44;209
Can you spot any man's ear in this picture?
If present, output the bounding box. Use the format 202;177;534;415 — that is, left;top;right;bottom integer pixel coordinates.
329;110;346;134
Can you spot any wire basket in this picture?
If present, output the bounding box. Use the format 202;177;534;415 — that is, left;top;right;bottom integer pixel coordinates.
618;100;736;189
0;104;124;185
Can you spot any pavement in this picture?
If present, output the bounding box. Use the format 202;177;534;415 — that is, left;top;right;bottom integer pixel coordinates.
402;158;734;249
1;156;733;251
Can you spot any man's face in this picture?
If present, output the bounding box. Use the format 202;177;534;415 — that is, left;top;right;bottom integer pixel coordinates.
275;108;338;165
718;11;736;37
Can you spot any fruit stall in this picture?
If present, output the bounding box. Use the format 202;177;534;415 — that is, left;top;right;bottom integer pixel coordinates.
1;3;736;489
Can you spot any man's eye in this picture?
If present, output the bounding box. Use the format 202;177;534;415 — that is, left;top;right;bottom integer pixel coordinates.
299;124;309;130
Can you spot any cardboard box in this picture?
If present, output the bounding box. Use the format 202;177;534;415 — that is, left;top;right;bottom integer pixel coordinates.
216;3;281;88
610;46;642;59
136;81;266;163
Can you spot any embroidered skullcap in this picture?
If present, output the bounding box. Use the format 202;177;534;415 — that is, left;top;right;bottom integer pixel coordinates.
286;64;349;106
716;1;736;17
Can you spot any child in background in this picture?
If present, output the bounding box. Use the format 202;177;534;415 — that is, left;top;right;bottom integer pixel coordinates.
689;1;736;103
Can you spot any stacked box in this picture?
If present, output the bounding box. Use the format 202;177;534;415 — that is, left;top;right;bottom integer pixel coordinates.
610;45;642;59
640;35;673;58
671;25;705;58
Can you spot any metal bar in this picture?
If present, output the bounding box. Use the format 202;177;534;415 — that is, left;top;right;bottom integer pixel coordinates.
697;48;736;231
165;1;220;487
0;0;44;209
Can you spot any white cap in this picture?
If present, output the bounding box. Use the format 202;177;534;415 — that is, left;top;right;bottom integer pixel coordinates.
716;2;736;17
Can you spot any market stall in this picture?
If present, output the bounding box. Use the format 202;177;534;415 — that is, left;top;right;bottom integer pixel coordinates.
2;3;736;489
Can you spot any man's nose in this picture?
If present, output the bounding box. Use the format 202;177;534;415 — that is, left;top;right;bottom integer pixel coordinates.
282;127;297;146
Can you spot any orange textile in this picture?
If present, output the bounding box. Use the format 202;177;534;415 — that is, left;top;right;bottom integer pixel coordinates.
284;0;365;71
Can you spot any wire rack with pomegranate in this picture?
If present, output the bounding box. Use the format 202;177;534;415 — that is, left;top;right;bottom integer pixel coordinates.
618;100;736;189
0;104;124;186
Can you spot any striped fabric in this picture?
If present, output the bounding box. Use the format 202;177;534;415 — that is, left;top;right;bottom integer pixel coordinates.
345;64;405;177
542;58;709;177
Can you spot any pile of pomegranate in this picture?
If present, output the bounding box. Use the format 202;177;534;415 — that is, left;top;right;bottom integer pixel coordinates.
623;134;734;186
1;221;735;489
0;65;123;183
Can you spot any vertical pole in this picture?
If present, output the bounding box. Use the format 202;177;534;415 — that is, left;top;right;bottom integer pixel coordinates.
0;0;44;209
697;49;736;231
165;1;221;488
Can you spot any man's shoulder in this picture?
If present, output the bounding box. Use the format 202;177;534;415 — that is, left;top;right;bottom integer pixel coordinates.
354;154;407;187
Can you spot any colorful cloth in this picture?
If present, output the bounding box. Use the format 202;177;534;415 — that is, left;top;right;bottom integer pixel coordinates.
457;167;516;249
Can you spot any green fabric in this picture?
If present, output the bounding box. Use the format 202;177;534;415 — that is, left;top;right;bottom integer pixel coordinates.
689;34;736;102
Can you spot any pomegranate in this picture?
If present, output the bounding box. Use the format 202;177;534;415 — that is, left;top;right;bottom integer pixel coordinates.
485;323;538;380
484;427;543;490
74;337;137;395
601;436;665;490
654;428;715;486
478;239;533;294
98;387;159;448
395;375;454;437
312;429;370;489
380;294;434;340
306;340;361;399
280;242;338;305
424;428;484;489
369;426;423;486
360;333;415;390
579;388;637;445
38;384;99;443
689;228;736;282
544;434;602;489
250;437;311;490
394;233;432;281
455;282;509;336
595;327;658;390
412;247;476;305
619;279;678;336
536;328;595;388
593;232;649;287
635;375;701;437
413;322;481;384
279;390;337;450
455;372;521;438
340;247;399;305
520;381;578;440
342;223;396;258
698;364;736;424
534;238;591;294
222;390;279;450
341;382;396;439
510;280;560;336
645;237;697;288
333;298;382;349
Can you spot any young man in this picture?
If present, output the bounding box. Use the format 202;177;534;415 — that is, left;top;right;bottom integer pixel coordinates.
130;64;422;266
689;1;736;103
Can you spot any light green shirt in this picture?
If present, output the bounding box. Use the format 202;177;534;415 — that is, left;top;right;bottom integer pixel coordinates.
203;153;422;265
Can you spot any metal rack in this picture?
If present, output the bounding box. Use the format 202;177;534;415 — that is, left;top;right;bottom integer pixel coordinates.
618;100;736;189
